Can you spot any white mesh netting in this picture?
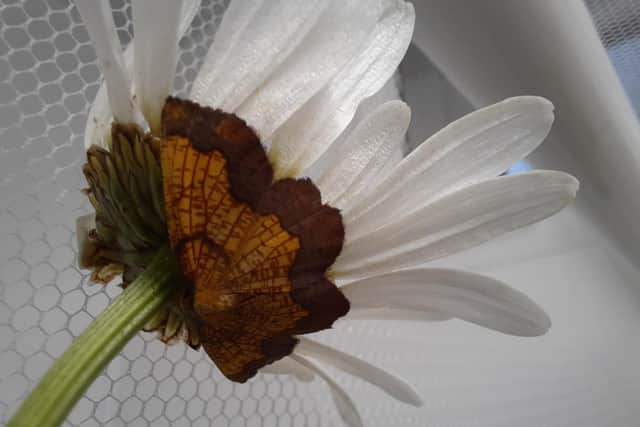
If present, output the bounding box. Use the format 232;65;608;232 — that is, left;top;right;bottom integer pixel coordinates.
587;0;640;114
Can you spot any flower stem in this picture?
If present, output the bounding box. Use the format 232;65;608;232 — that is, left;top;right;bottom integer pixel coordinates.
8;245;179;427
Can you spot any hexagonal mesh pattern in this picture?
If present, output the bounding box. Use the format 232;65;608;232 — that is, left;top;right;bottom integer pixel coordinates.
586;0;640;114
0;1;334;425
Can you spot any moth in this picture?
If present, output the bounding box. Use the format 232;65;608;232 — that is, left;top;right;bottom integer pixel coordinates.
160;97;349;382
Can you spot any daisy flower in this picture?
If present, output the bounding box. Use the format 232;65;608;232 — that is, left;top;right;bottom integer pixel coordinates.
9;1;578;427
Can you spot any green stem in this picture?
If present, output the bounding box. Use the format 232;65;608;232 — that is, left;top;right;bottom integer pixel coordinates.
8;245;178;427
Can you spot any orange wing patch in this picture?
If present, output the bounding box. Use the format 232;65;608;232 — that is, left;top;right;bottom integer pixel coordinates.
160;97;349;382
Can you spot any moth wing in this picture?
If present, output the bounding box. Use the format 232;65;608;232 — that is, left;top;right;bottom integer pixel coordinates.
160;98;348;382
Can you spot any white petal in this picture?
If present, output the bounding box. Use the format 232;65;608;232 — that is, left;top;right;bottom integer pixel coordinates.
314;100;410;208
190;0;330;115
344;96;555;236
348;74;406;181
335;170;579;278
132;0;183;134
259;357;314;382
189;0;264;105
84;0;200;148
302;72;404;180
75;213;96;269
296;338;423;406
85;82;117;149
75;0;139;125
178;0;201;36
289;354;363;427
269;0;415;177
235;0;384;139
343;308;451;322
341;269;551;336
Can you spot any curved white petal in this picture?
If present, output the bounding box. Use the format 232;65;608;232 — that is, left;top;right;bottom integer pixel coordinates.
189;0;263;104
344;96;555;237
235;0;384;139
259;357;315;382
335;170;579;278
84;0;201;148
75;213;96;269
289;354;363;427
302;72;405;181
190;0;330;115
75;0;141;126
269;0;415;177
85;80;119;149
178;0;201;36
341;269;551;336
296;338;423;406
343;307;451;322
132;0;183;134
315;100;410;208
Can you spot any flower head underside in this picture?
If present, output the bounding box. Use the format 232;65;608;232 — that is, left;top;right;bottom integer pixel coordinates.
75;1;579;425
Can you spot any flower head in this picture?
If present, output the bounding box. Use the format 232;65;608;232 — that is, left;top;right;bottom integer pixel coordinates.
76;0;578;425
